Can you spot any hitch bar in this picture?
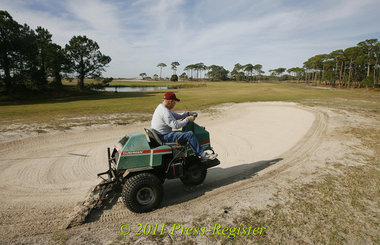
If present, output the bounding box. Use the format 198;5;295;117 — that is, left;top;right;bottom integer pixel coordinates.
98;147;116;180
97;169;113;182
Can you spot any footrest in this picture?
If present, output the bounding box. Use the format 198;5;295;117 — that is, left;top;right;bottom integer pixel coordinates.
204;158;220;168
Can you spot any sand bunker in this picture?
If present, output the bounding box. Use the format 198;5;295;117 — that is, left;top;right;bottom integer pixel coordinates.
0;102;317;241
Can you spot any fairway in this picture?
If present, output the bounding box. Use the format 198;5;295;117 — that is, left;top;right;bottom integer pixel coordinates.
1;82;379;136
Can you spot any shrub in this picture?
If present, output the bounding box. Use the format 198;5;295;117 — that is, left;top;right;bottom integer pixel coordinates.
170;74;178;81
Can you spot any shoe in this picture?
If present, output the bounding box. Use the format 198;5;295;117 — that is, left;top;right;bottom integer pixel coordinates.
200;152;218;162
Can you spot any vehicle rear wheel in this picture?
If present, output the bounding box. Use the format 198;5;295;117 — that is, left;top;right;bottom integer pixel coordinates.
180;163;207;186
122;173;163;213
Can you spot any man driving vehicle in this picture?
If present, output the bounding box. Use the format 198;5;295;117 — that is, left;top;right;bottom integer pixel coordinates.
151;92;217;162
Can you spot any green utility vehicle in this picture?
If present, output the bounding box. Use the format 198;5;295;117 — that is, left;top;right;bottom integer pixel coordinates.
96;120;220;213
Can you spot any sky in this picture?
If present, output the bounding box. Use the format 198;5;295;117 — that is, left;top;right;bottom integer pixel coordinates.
1;0;380;78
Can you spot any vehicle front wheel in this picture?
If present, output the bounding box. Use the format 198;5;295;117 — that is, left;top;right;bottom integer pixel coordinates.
122;173;163;213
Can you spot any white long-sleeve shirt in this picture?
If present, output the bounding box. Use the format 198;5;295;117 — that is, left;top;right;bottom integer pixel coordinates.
151;104;188;135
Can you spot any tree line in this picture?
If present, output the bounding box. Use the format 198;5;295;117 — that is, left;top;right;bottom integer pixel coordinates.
149;61;266;81
303;39;379;88
150;39;380;88
0;10;111;94
151;62;250;81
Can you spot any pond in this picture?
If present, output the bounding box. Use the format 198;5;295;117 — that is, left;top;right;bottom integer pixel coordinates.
98;86;180;92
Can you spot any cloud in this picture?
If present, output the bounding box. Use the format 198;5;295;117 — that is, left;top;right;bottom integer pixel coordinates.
1;0;379;77
65;0;121;34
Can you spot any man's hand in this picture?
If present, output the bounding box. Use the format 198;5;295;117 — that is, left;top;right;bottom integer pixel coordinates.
188;111;198;117
186;116;195;122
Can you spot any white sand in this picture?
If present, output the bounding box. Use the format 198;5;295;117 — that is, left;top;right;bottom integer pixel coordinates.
0;102;322;242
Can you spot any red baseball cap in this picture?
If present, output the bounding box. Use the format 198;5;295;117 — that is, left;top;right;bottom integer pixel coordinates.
163;92;180;102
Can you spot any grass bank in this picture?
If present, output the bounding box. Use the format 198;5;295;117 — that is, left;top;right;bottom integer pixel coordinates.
1;82;379;125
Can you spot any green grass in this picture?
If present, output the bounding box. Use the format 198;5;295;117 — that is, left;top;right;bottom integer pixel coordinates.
1;82;379;125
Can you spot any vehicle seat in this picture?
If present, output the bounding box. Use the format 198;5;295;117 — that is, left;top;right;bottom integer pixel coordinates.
144;128;163;147
144;128;182;148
